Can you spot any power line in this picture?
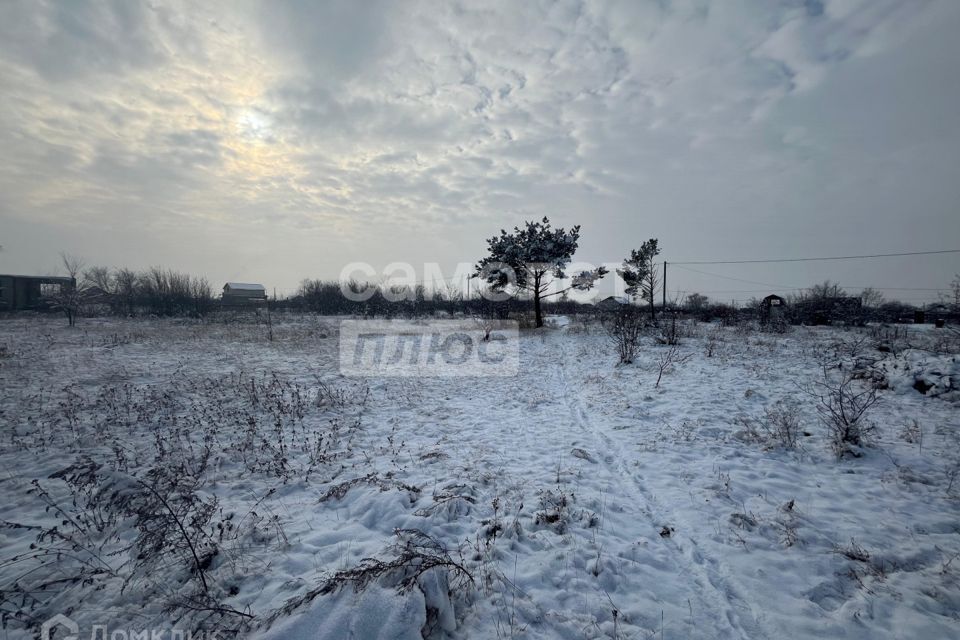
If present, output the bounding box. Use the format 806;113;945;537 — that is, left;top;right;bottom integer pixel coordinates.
671;263;948;292
682;288;801;294
683;289;945;297
671;249;960;266
672;264;800;289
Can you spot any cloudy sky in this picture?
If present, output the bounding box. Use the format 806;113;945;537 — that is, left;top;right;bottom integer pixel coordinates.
1;0;958;303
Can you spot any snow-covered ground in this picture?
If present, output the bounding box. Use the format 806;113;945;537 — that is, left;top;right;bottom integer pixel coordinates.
1;314;959;639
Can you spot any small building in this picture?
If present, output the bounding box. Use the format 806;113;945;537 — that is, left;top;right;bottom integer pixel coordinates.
222;282;267;307
925;304;951;327
595;295;630;311
760;294;786;324
0;275;76;311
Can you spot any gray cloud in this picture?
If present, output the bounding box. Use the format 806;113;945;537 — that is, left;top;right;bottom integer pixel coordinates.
0;0;958;301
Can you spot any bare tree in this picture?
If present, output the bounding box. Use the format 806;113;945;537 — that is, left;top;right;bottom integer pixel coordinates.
84;265;119;314
84;266;112;290
859;287;884;309
190;276;214;317
950;274;960;310
47;253;86;326
60;253;84;280
684;293;709;313
114;268;139;316
808;280;844;301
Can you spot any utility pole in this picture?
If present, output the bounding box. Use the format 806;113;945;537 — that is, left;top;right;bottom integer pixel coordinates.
662;261;667;311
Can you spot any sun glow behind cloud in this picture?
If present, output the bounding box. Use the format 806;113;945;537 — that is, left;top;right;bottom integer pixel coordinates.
235;109;272;141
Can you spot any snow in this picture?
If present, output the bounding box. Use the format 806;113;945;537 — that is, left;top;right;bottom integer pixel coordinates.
1;315;959;639
870;348;959;400
263;585;427;640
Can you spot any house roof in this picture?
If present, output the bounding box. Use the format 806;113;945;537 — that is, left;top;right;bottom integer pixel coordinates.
224;282;265;291
596;295;630;305
0;274;75;283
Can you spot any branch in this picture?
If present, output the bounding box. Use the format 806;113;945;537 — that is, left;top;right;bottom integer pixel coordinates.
133;477;209;594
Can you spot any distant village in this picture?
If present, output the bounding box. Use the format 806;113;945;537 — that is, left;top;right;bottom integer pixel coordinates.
1;270;956;327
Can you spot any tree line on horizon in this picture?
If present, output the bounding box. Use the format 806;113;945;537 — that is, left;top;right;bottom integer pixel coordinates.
21;221;960;325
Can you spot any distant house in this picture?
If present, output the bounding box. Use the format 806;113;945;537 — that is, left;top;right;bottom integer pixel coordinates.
925;304;951;327
222;282;267;307
0;274;76;311
595;295;630;311
760;294;786;324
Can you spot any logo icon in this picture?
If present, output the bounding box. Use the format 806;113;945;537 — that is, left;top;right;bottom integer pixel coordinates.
41;614;78;640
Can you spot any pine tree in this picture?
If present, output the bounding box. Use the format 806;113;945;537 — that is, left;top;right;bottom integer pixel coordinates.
618;239;660;321
473;217;607;327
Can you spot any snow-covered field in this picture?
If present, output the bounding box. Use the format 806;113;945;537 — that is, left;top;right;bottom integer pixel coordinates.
1;314;959;639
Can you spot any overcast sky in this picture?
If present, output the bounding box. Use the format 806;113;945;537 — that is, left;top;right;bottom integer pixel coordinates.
1;0;958;303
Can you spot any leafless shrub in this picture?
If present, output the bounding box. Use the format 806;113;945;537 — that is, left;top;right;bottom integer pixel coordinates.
925;332;960;356
833;537;894;587
712;468;732;498
761;316;788;334
867;324;911;355
704;336;718;358
2;457;257;634
314;377;352;408
735;401;803;450
534;488;572;534
774;499;800;547
318;473;421;503
603;307;644;364
512;311;537;330
946;458;960;497
900;419;923;453
564;320;591;335
811;366;880;459
729;511;757;530
939;549;960;576
868;324;909;341
473;315;496;341
265;530;472;637
0;365;372;635
415;483;477;521
731;317;757;333
834;539;874;566
318;529;472;594
656;314;681;346
835;334;872;359
664;418;699;443
654;345;692;388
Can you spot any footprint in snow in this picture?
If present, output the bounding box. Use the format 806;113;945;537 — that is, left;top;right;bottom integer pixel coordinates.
570;447;597;463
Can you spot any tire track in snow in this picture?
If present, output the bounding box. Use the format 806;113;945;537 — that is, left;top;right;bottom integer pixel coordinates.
554;351;771;640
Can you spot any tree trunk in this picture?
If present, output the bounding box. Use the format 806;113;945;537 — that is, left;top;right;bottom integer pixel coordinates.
534;275;544;328
648;256;657;322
